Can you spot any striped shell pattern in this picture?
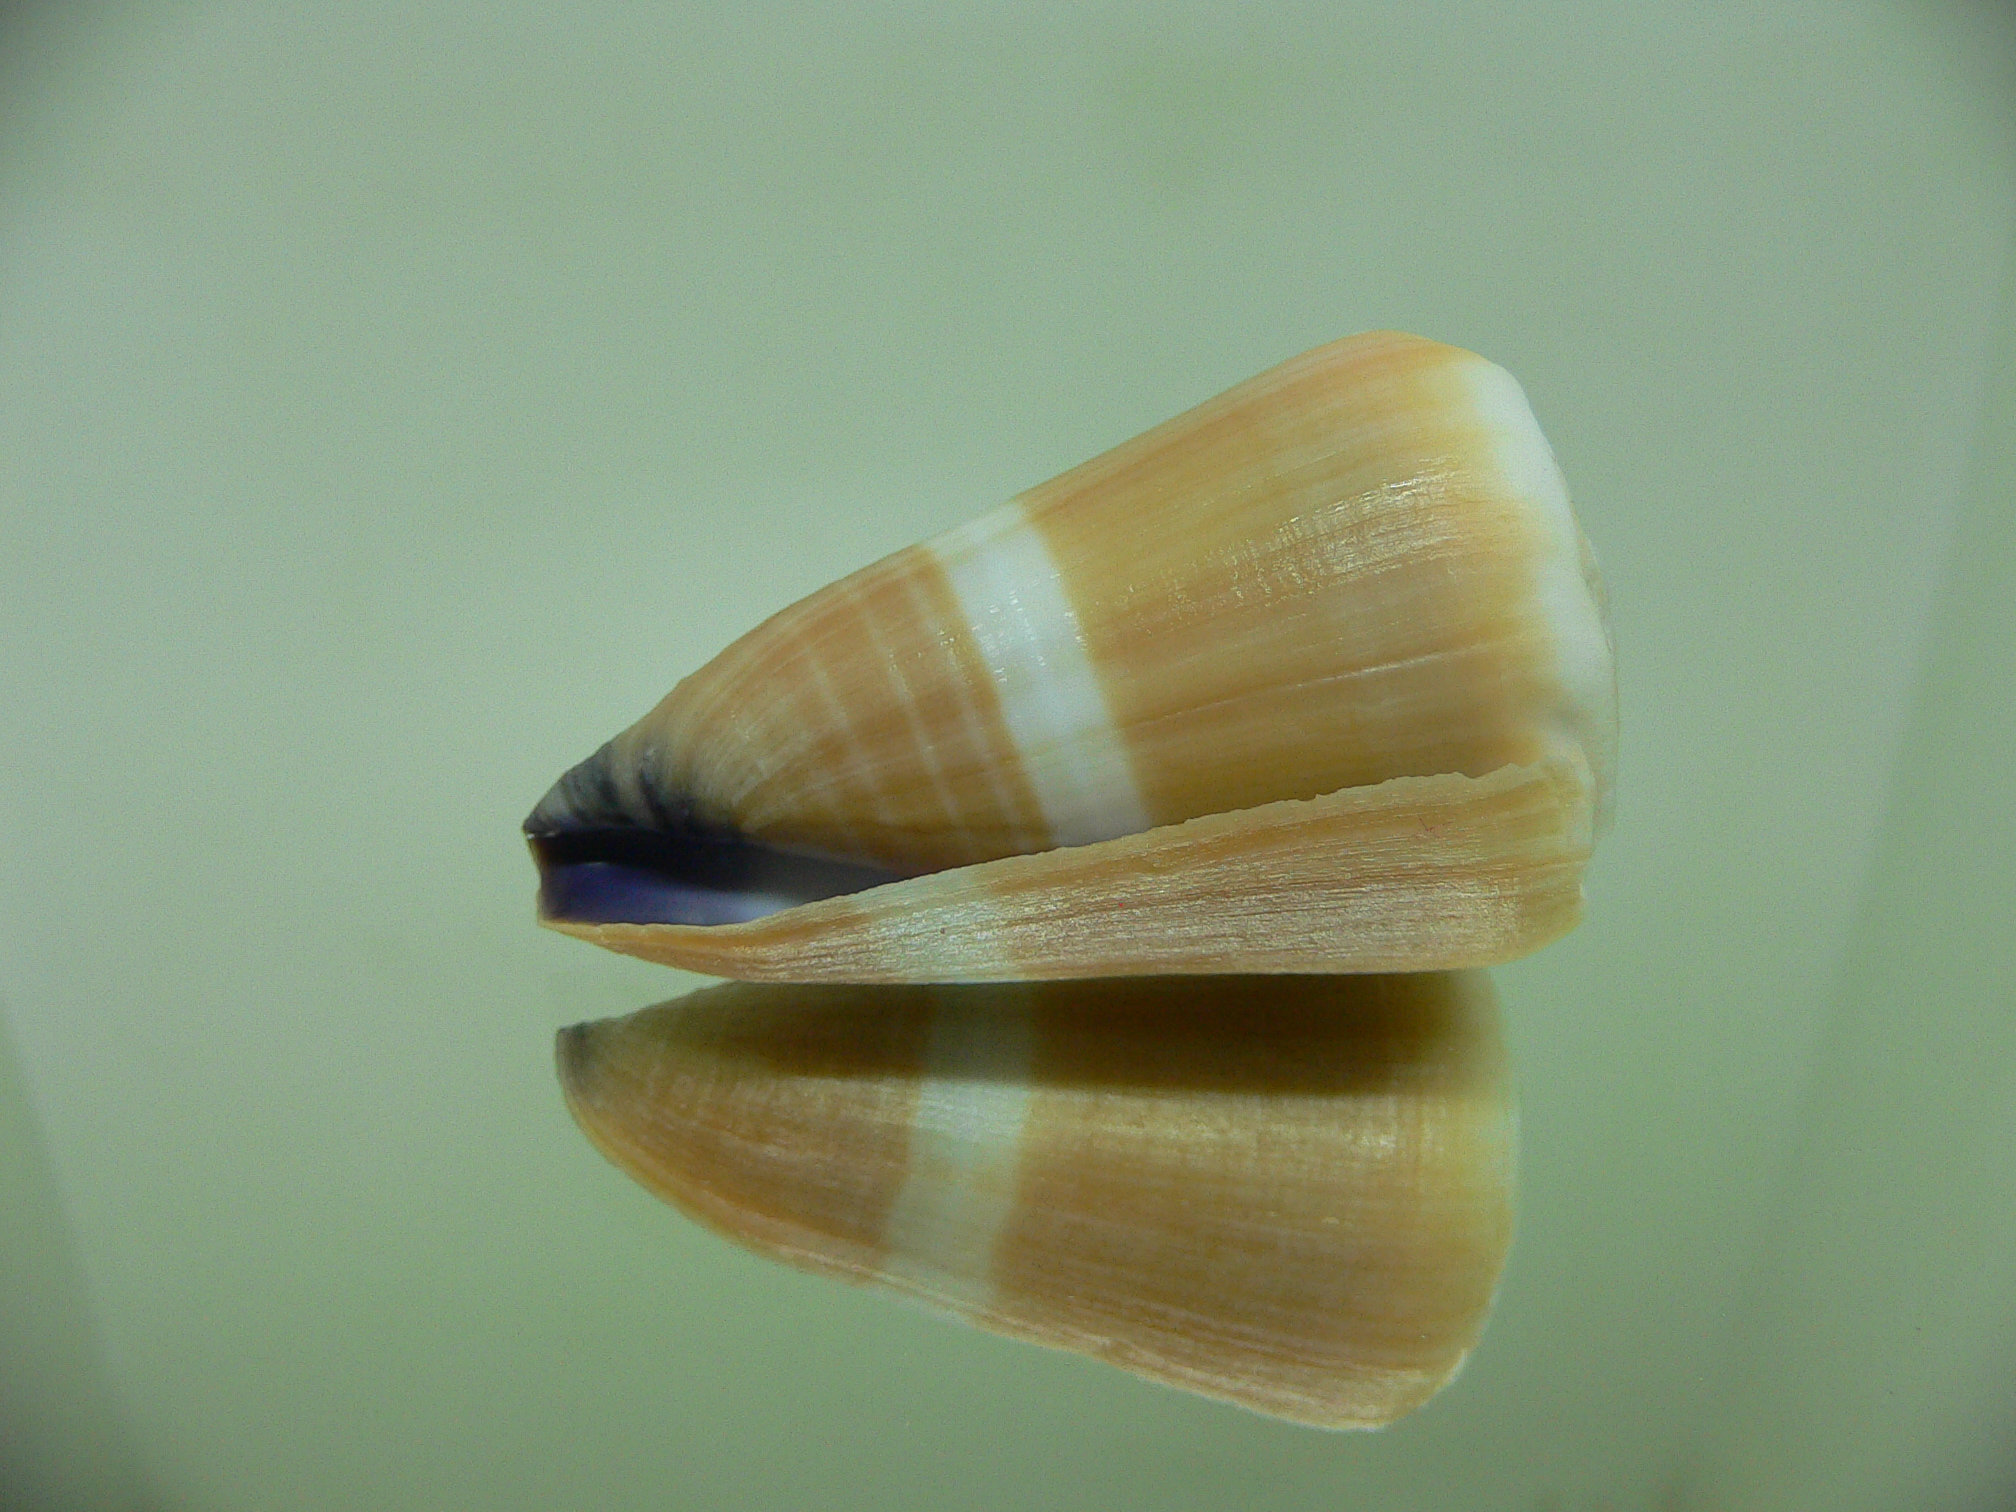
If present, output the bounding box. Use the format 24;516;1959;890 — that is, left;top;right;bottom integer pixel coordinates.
532;333;1612;1427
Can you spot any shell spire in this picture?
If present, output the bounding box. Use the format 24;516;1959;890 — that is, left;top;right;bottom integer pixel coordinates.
527;331;1614;981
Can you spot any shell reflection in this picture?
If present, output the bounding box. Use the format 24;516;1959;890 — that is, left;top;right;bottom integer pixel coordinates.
557;971;1513;1429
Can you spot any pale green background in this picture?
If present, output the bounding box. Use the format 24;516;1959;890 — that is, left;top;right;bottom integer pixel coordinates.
3;3;2014;1509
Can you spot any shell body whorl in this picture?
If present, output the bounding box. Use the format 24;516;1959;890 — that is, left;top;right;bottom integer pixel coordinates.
528;331;1614;980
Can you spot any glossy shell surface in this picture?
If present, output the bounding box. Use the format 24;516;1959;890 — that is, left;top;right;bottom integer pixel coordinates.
527;332;1614;982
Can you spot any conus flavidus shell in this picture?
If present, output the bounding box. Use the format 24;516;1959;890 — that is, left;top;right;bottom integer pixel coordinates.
526;331;1613;982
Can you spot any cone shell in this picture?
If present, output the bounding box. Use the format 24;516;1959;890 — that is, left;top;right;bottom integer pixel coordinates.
528;331;1614;980
557;971;1514;1429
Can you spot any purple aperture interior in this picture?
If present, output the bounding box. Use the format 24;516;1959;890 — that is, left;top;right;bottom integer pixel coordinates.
526;821;908;927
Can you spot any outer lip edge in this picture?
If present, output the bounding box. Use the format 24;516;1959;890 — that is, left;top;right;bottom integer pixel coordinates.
537;757;1594;984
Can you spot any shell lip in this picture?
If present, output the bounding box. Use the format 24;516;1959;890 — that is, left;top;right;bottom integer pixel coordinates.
524;816;908;928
